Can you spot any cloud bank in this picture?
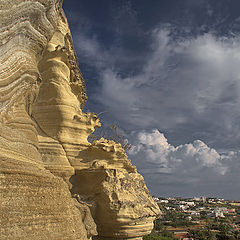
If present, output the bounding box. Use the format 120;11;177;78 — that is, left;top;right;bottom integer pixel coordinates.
129;129;227;175
74;25;240;149
128;129;240;199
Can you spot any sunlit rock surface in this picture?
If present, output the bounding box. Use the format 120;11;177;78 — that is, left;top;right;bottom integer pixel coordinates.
0;1;89;239
0;0;160;239
71;139;160;240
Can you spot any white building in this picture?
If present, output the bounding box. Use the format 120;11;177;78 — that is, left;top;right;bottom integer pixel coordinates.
186;201;195;206
160;199;169;203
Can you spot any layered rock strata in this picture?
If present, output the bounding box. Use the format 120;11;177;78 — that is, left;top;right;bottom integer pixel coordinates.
0;123;88;239
0;1;90;239
0;0;160;239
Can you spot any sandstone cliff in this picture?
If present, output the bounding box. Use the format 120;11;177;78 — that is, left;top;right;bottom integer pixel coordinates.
0;1;160;239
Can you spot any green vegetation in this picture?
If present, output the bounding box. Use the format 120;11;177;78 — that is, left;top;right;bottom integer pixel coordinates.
144;221;238;240
143;231;177;240
158;203;197;227
188;223;237;240
144;197;240;239
188;229;217;240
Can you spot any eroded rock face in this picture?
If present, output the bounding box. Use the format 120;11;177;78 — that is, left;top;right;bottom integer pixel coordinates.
31;11;100;184
0;1;89;239
0;124;88;239
0;0;160;239
70;139;160;239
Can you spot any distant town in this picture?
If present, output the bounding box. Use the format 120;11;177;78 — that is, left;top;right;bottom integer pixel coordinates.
144;196;240;240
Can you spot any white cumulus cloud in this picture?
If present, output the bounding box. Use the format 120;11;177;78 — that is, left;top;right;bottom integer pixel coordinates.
129;129;227;175
127;129;240;199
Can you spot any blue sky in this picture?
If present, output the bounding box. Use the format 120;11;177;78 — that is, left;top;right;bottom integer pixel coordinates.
63;0;240;200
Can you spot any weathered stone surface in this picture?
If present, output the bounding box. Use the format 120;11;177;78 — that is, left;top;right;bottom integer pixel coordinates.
32;10;100;184
0;0;59;146
72;168;158;239
0;0;89;239
70;139;160;239
73;194;98;239
0;0;160;239
0;123;88;239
